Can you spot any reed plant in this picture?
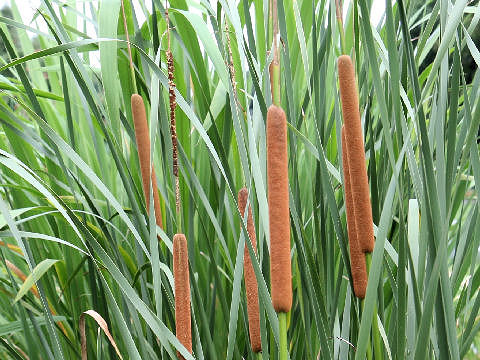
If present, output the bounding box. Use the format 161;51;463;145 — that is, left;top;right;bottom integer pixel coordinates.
0;0;478;359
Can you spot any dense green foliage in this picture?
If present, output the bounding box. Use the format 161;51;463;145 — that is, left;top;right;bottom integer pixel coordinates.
0;0;479;358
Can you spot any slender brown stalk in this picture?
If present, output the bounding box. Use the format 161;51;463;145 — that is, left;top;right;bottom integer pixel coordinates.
338;55;374;253
238;188;261;353
165;5;181;223
173;234;191;358
342;127;368;298
131;94;163;229
267;105;292;313
6;260;69;335
167;47;177;180
6;260;39;298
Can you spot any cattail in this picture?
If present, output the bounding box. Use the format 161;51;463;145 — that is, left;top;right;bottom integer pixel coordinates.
342;127;368;298
173;234;191;358
238;188;262;353
131;94;163;230
338;55;374;253
267;105;292;313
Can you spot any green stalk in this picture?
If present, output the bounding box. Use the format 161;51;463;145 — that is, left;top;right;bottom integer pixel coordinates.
256;352;262;360
272;63;281;106
363;254;372;360
364;254;383;359
373;303;383;360
175;177;182;233
361;298;373;360
278;312;288;360
121;0;137;94
363;253;382;359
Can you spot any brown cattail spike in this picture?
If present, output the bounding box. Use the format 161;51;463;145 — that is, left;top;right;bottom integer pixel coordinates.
238;188;262;353
342;127;368;298
267;105;292;313
338;55;374;253
131;94;163;229
173;234;191;358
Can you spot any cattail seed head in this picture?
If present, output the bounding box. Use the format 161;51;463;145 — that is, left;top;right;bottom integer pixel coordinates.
267;105;292;313
131;94;163;229
238;188;261;353
173;234;192;358
338;55;374;253
342;127;368;298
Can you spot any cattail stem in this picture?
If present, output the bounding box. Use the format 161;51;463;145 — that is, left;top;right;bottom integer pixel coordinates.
335;0;347;55
361;299;373;360
238;188;261;353
272;0;278;56
364;254;383;359
338;55;374;253
121;0;137;94
131;94;163;230
373;301;383;360
269;0;280;106
173;234;191;358
271;61;281;106
278;312;288;360
342;126;367;298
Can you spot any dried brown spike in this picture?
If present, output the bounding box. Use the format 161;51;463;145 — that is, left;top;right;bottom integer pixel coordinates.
338;55;374;253
173;234;192;358
167;50;178;178
238;188;262;353
267;105;292;313
131;94;163;229
342;127;368;299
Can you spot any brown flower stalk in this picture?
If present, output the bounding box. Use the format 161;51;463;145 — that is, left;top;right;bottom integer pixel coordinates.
342;127;368;298
167;48;177;179
6;260;68;335
267;105;292;313
338;55;374;253
6;260;39;298
166;6;181;217
238;188;261;353
173;234;192;358
131;94;163;230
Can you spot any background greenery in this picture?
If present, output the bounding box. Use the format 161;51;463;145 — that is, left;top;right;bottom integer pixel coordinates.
0;0;479;358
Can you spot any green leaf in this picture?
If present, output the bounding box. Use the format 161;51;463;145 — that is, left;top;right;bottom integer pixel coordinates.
14;259;59;303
